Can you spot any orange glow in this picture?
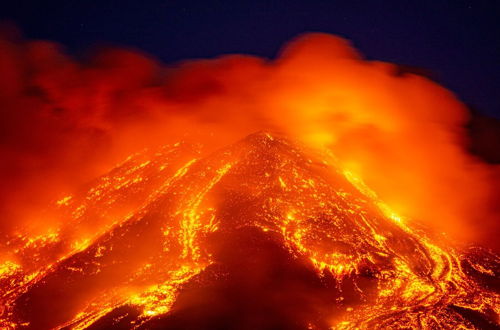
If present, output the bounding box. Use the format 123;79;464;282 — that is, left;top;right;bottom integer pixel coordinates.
0;32;498;328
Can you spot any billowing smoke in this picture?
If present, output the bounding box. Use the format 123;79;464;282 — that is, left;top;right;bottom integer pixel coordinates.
0;29;498;249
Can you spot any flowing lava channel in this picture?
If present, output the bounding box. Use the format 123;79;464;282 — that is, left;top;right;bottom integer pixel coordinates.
0;32;498;329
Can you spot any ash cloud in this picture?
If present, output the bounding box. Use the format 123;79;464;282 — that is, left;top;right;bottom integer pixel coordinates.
0;28;498;250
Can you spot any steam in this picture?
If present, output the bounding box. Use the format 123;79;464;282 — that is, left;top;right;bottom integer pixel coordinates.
0;30;498;248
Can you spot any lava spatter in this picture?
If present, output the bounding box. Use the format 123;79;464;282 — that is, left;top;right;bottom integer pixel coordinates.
0;132;498;329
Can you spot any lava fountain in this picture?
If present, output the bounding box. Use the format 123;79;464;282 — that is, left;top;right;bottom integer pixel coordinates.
0;32;498;329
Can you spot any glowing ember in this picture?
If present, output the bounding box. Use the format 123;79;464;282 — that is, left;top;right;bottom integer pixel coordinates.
0;132;498;329
0;31;499;329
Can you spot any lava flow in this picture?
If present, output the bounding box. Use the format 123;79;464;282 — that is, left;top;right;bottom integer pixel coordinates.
1;30;500;329
0;132;498;329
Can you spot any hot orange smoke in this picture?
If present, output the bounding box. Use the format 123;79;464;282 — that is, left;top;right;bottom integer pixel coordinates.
0;29;498;250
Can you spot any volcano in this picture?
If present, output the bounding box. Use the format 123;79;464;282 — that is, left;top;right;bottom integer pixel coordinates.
0;132;498;329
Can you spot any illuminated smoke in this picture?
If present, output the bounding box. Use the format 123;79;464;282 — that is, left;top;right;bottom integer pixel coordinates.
0;30;498;248
0;27;499;327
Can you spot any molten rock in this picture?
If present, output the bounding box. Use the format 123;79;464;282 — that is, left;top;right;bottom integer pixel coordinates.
0;132;498;329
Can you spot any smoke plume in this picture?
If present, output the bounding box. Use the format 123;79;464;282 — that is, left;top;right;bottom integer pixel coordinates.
0;29;498;249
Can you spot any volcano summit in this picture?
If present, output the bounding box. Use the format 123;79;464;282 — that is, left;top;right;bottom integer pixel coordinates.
0;132;498;329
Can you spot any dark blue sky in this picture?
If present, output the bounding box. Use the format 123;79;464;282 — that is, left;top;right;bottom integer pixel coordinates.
1;0;499;117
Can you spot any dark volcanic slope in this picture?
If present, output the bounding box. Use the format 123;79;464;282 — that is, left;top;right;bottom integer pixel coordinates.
1;132;498;329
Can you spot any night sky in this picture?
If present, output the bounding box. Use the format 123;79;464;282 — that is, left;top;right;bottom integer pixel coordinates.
1;0;499;118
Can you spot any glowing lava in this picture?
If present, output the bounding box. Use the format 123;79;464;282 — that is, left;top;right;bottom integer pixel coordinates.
0;132;498;329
